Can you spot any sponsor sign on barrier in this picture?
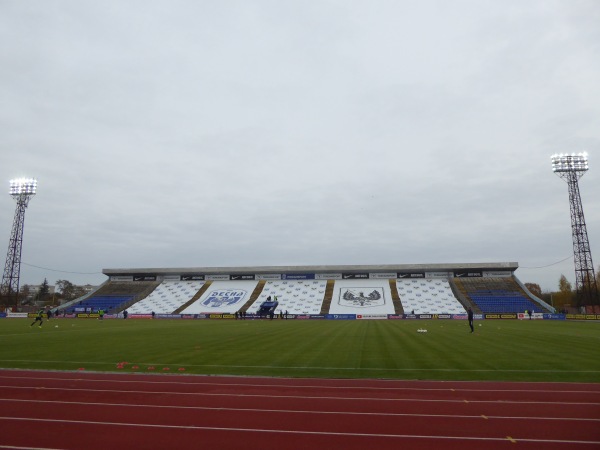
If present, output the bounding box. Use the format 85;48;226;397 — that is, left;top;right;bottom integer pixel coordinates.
453;314;468;320
203;314;235;319
454;271;482;278
76;313;100;318
482;271;512;278
342;273;369;279
326;314;356;320
485;313;517;319
230;274;255;280
518;313;544;320
404;314;418;319
397;272;425;279
433;314;452;319
283;273;315;280
7;312;28;318
543;314;566;320
309;315;326;319
181;275;205;281
387;314;403;319
454;271;483;278
425;272;450;278
295;315;311;320
356;314;387;320
256;274;282;280
111;276;133;281
156;314;182;319
206;274;231;281
369;273;396;279
133;275;156;281
315;273;342;280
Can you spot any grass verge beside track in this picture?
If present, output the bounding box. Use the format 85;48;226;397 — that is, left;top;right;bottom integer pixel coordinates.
1;318;599;382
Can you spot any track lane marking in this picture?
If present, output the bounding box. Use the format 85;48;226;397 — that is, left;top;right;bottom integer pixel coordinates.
0;384;598;405
0;374;598;394
2;397;598;421
1;416;599;446
0;446;65;450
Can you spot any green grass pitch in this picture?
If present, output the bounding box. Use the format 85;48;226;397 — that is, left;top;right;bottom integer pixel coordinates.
1;318;599;382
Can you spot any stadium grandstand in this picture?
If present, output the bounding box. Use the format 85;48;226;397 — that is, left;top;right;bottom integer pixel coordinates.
61;262;554;318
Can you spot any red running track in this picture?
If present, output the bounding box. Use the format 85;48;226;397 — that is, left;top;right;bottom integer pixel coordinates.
0;369;598;449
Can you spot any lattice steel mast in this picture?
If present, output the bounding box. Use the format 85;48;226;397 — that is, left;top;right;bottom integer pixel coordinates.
551;153;599;306
1;178;37;310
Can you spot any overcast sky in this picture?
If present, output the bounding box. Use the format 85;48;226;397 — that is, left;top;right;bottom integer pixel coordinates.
1;0;599;292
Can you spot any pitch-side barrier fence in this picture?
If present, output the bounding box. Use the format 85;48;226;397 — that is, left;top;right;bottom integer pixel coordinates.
4;312;599;320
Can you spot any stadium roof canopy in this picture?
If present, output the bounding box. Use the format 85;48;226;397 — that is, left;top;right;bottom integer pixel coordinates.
103;262;518;278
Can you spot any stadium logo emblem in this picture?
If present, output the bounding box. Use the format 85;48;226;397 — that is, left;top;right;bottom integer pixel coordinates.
339;288;385;308
202;290;246;308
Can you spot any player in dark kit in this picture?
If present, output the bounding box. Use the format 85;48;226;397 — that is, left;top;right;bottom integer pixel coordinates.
30;309;45;328
467;307;474;333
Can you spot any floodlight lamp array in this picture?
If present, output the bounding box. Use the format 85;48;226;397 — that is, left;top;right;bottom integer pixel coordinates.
9;178;37;196
551;152;589;173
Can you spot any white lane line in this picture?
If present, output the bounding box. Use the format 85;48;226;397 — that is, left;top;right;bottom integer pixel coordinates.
1;384;598;406
0;446;65;450
2;397;599;422
1;416;599;446
0;374;597;395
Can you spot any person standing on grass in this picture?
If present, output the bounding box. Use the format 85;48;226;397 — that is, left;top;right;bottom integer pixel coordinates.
31;309;44;328
467;307;474;333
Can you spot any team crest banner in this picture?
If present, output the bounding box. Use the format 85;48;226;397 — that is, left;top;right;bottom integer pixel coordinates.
338;288;385;308
202;290;247;308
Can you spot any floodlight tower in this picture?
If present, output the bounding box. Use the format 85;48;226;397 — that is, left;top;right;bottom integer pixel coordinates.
0;178;37;310
551;153;599;306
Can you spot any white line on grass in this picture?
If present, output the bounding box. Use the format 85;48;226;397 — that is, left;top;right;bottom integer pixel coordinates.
1;359;599;374
0;416;598;446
